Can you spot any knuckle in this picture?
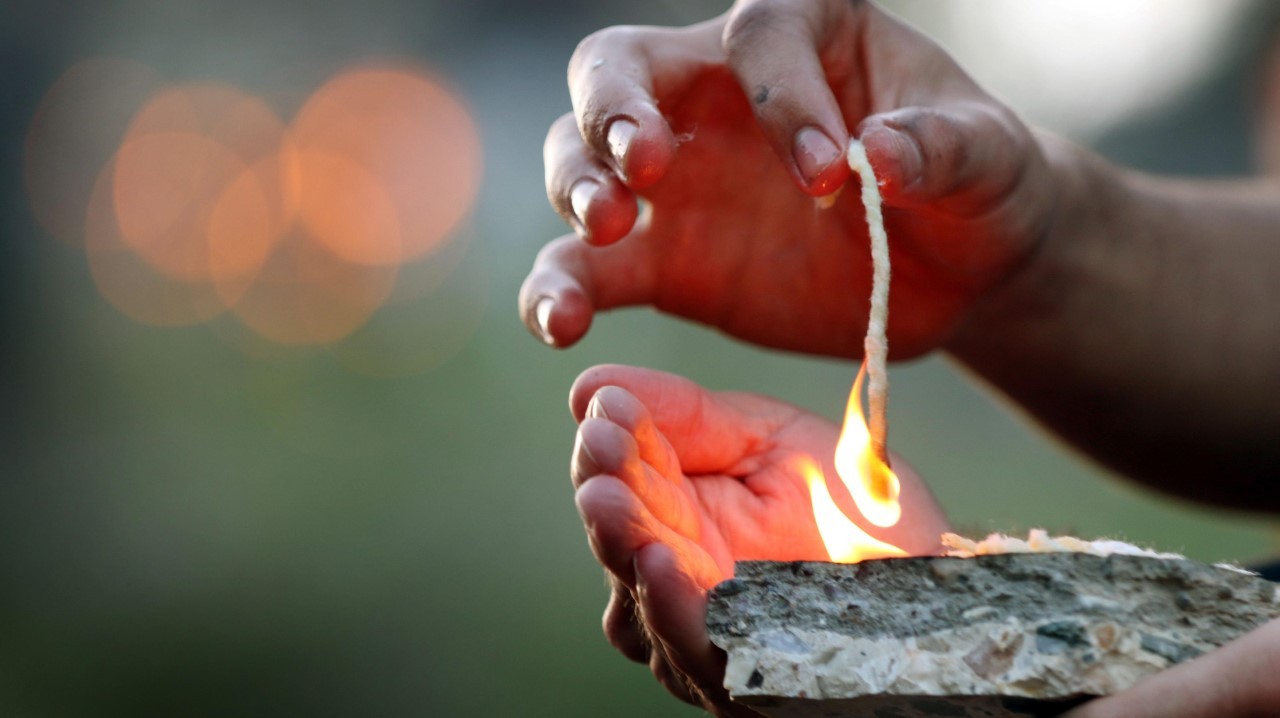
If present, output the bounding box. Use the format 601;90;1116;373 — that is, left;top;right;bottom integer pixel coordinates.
543;115;582;186
650;654;690;703
576;104;612;146
569;25;643;79
568;28;610;75
544;161;575;206
532;235;571;267
545;112;578;149
722;1;779;55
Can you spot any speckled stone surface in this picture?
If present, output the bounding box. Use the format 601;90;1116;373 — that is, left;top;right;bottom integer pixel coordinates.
707;555;1280;718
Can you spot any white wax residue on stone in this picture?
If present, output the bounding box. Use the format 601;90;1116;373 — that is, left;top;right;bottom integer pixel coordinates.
942;529;1255;574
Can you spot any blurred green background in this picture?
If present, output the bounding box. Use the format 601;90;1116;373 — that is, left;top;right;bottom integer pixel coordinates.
3;1;1278;716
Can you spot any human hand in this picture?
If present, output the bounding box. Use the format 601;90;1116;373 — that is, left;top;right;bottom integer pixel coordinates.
568;364;950;714
522;0;1058;359
1062;617;1280;718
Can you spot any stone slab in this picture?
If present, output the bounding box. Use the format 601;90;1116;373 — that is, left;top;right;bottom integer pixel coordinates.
707;555;1280;717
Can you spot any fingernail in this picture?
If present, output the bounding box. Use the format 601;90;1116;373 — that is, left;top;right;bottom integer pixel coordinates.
573;430;602;477
792;126;841;186
887;127;923;189
587;394;609;419
607;119;638;173
569;180;599;232
534;297;555;345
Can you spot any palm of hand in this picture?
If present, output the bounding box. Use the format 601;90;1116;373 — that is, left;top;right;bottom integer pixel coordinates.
570;365;949;713
635;70;881;358
682;392;950;575
667;393;841;573
572;365;948;586
634;67;1023;358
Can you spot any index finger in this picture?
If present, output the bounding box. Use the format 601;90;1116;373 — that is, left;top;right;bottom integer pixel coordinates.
568;21;720;188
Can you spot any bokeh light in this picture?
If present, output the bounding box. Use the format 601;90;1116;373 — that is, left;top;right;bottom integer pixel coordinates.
113;85;291;286
25;58;483;351
292;66;482;265
85;159;232;327
24;57;165;248
293;149;403;266
922;0;1254;138
227;227;401;346
329;231;489;378
113;131;259;282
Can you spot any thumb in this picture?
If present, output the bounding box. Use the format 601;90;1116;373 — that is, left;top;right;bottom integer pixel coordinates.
721;0;852;196
1061;617;1280;718
857;103;1033;215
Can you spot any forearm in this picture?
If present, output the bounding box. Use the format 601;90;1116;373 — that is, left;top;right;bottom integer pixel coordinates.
948;134;1280;511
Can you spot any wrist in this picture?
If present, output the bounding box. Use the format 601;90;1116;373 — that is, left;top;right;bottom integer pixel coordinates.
943;132;1124;369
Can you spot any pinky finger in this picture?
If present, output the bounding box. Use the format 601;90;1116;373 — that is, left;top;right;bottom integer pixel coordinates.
650;649;700;707
603;576;649;664
634;543;735;706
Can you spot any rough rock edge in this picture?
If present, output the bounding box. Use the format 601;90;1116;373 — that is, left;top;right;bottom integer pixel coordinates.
708;555;1280;718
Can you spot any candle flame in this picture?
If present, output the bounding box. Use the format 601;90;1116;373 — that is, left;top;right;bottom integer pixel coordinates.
802;458;906;563
834;362;901;528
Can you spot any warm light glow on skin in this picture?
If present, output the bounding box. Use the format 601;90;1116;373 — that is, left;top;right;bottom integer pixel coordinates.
802;458;906;563
833;362;902;528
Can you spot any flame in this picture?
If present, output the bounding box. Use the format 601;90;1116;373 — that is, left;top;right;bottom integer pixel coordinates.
802;361;908;563
834;362;902;528
802;459;905;563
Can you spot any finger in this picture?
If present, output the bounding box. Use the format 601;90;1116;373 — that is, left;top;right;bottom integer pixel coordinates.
634;542;740;713
722;0;853;195
857;103;1031;215
585;385;680;481
1062;618;1280;718
575;475;720;590
517;233;657;348
649;648;700;707
569;365;768;474
568;25;688;189
602;576;648;664
544;113;639;246
573;417;698;538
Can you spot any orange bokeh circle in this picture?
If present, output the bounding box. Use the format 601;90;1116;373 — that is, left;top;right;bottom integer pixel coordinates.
85;160;230;327
291;65;482;265
32;58;484;350
24;57;165;248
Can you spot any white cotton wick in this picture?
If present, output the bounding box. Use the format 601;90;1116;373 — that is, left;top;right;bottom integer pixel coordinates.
847;139;891;462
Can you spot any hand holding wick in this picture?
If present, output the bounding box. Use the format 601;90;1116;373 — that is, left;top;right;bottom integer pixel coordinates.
521;0;1055;361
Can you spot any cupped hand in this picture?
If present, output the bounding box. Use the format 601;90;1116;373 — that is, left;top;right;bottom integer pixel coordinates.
567;364;950;715
1062;617;1280;718
522;0;1057;359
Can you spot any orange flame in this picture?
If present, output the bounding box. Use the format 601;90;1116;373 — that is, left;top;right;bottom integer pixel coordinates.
803;361;906;563
834;362;901;528
802;459;905;563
